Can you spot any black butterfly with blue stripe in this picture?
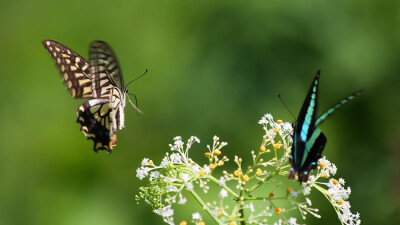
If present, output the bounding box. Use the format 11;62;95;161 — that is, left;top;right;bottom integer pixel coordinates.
289;70;362;183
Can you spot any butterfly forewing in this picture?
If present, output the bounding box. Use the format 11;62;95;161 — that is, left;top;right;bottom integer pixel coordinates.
42;40;93;98
89;41;124;98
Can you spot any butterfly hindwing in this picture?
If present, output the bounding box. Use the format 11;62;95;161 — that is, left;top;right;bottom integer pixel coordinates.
42;40;93;98
76;99;117;152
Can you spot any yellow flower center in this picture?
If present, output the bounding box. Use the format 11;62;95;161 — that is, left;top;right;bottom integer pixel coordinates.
273;142;283;150
260;146;266;152
214;149;221;156
277;120;283;124
242;174;250;182
234;170;241;177
275;207;282;214
210;164;216;170
269;192;274;198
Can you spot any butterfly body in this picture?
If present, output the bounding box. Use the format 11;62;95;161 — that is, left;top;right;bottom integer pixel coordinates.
289;71;361;183
43;40;127;152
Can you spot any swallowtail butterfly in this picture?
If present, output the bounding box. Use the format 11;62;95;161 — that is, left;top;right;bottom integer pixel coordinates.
43;40;129;153
289;70;362;183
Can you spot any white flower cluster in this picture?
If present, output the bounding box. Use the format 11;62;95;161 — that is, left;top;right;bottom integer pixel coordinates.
300;156;360;225
136;114;360;225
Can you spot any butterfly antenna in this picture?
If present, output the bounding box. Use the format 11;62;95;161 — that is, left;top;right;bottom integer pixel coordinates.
125;69;148;88
278;94;296;120
127;93;145;115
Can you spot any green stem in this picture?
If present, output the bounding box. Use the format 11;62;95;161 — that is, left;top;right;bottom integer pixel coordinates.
209;176;239;199
189;189;223;225
245;168;280;196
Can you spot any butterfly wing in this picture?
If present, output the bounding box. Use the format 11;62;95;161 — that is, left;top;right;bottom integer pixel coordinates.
42;40;93;98
76;99;117;152
89;41;124;98
315;90;363;126
290;70;321;179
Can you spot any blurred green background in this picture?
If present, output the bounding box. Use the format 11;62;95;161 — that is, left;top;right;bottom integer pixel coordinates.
1;0;399;224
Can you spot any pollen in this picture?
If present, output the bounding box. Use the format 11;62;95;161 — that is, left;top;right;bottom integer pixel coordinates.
322;173;328;178
242;174;250;182
217;210;223;217
287;187;293;194
332;179;339;185
234;170;241;177
274;207;282;214
218;160;224;166
273;142;283;150
256;168;262;175
319;162;324;168
180;221;187;225
198;222;205;225
210;164;216;170
277;120;283;124
269;192;274;198
260;146;266;152
214;149;221;156
338;199;344;205
204;152;211;157
148;160;154;165
199;170;205;177
273;127;279;133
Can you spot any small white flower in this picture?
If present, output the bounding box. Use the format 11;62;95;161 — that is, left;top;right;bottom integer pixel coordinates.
160;158;168;168
170;153;182;163
220;189;228;198
218;177;226;187
212;209;219;217
180;173;190;183
258;117;268;124
136;167;148;180
192;212;202;220
213;135;219;142
306;197;312;206
203;165;211;174
288;217;297;225
283;122;293;132
166;185;179;193
149;171;160;181
154;205;174;218
303;187;311;196
186;182;194;191
265;113;273;120
192;165;200;173
178;197;187;205
141;158;150;166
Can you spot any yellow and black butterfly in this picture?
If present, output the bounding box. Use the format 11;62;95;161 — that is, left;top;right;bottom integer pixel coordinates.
43;40;130;153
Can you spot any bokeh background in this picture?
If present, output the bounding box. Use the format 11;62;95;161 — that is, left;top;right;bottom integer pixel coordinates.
1;0;399;224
